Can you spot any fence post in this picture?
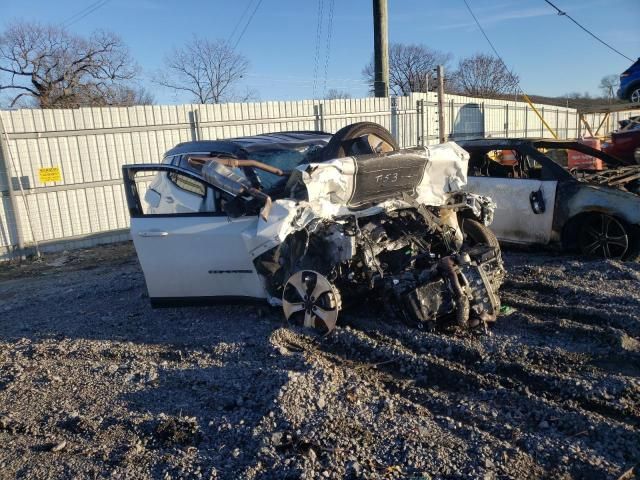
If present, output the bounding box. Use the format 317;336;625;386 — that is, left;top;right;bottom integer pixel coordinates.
415;99;424;147
188;109;200;141
0;113;25;254
390;96;399;145
314;104;324;132
504;104;509;137
449;99;454;140
426;101;431;145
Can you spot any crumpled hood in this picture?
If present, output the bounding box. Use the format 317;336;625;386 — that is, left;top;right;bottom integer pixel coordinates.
297;142;469;210
253;142;471;256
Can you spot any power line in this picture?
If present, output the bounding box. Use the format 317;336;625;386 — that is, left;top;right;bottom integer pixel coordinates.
461;0;516;83
62;0;104;26
312;0;325;99
462;0;560;138
63;0;111;28
543;0;633;62
228;0;257;46
321;0;336;98
232;0;263;50
245;73;369;85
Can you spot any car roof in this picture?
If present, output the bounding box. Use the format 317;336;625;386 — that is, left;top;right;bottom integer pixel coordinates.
457;137;624;167
164;131;332;157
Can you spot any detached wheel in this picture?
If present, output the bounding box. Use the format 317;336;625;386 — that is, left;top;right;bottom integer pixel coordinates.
321;122;398;161
461;218;499;249
282;270;341;332
578;213;631;259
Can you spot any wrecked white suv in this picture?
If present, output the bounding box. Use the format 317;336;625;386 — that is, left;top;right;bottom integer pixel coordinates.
123;122;504;332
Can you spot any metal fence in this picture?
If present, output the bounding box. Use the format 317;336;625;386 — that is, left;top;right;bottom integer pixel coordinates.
1;92;638;260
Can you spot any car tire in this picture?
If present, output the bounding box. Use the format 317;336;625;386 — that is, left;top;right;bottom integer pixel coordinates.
577;213;635;260
321;122;399;161
461;218;500;249
630;87;640;104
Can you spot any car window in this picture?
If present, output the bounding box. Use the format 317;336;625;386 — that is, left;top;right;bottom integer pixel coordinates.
469;149;520;178
468;148;547;179
128;168;221;216
167;171;206;197
250;146;322;189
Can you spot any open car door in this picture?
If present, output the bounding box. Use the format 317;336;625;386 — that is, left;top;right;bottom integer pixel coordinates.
123;164;266;305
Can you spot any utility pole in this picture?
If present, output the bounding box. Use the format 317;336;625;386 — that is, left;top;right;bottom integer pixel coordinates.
373;0;389;97
436;65;446;143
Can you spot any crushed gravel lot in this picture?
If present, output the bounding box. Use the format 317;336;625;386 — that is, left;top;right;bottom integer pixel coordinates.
0;242;639;479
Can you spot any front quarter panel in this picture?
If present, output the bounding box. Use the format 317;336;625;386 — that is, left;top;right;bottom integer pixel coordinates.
562;184;640;227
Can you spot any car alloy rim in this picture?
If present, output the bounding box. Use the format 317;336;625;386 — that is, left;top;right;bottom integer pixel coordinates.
282;270;340;332
632;89;640;104
579;214;629;259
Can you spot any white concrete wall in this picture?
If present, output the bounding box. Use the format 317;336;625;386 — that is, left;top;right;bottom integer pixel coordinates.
1;94;638;259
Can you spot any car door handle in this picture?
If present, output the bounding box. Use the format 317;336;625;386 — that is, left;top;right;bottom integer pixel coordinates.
165;196;174;204
138;231;169;237
529;189;546;214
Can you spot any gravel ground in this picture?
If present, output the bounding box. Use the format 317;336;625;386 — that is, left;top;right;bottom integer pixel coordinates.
0;243;638;479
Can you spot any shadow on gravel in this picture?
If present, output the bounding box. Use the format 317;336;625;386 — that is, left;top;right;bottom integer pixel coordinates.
122;359;301;478
0;254;309;477
313;311;640;479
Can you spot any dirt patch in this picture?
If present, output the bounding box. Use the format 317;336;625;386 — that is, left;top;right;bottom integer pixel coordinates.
0;243;638;479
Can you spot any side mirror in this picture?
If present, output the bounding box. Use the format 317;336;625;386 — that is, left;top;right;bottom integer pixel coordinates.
529;188;546;214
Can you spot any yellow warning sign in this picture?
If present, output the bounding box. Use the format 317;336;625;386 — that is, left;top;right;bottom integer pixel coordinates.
38;166;62;183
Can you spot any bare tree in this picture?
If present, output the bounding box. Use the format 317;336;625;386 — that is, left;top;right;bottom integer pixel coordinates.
0;21;138;108
363;43;451;96
156;36;250;104
599;74;619;102
108;85;154;106
451;53;519;98
325;88;351;100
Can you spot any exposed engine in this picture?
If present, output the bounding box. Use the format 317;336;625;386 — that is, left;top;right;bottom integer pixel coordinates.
256;201;505;333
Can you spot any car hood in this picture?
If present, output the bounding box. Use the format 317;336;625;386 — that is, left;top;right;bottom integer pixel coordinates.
251;142;472;257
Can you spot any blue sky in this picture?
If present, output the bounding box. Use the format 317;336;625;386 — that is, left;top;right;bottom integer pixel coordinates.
1;0;638;104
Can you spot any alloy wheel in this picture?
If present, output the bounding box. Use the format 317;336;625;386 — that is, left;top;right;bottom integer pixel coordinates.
282;270;340;332
578;213;629;259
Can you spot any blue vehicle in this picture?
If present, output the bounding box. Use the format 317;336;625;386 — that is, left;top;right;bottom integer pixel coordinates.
618;58;640;103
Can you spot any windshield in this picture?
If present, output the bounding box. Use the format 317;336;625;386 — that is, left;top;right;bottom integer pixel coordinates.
249;145;322;189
